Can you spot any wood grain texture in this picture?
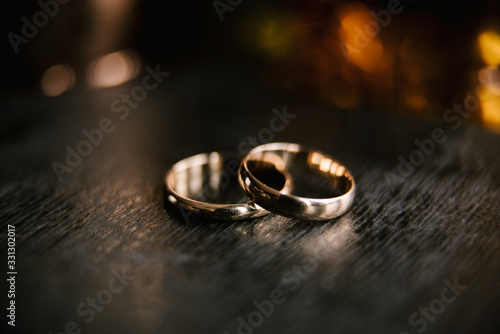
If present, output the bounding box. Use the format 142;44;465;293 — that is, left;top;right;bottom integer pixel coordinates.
1;63;500;334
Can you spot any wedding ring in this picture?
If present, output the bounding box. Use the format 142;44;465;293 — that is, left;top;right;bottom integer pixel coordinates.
165;152;289;220
239;143;355;221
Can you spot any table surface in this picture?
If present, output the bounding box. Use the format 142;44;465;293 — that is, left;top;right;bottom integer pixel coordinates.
1;61;500;334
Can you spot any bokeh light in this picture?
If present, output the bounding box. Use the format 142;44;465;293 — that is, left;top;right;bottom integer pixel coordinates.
336;5;387;74
87;50;140;89
257;15;293;59
478;66;500;133
41;64;76;97
478;30;500;66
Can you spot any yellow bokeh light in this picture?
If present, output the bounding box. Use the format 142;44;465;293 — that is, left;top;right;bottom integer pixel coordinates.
256;16;293;58
480;86;500;133
478;30;500;66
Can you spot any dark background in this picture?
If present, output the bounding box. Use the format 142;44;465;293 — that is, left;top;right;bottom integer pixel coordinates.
1;1;500;333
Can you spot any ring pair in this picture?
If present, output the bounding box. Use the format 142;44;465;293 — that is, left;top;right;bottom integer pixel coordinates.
165;142;355;221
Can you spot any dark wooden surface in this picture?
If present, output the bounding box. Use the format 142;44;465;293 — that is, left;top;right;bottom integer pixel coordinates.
1;61;500;334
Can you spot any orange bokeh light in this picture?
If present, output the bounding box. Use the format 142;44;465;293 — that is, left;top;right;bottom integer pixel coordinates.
87;50;140;89
337;5;386;73
41;64;75;97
